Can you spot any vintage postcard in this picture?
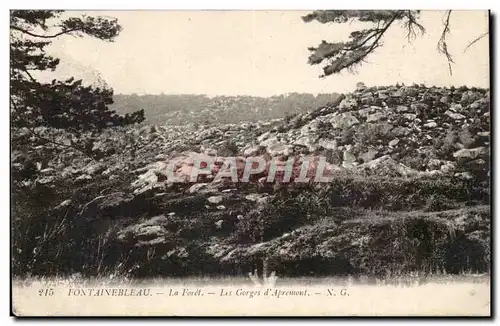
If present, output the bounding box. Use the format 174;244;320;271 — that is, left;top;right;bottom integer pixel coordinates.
10;9;491;317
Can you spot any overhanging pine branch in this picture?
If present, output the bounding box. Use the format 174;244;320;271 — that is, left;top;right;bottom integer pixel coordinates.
321;14;399;76
437;10;454;75
10;25;82;38
464;31;488;53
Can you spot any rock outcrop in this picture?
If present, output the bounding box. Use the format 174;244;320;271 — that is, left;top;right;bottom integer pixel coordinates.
12;84;491;278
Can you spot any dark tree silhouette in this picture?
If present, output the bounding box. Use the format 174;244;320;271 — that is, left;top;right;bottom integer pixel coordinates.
10;10;145;133
302;10;489;77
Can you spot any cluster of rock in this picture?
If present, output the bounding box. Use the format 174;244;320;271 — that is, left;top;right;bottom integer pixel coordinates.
11;84;491;277
15;84;489;190
248;84;490;178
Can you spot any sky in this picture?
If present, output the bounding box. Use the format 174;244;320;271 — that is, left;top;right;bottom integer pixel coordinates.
40;10;490;96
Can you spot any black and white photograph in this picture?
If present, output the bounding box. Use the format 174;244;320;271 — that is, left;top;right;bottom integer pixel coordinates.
10;8;491;316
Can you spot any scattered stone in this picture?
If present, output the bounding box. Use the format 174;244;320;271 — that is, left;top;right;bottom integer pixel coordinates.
257;131;271;143
75;174;92;182
245;193;267;202
440;161;457;173
453;147;487;160
378;93;388;100
392;88;404;97
189;183;209;194
455;172;474;180
359;148;378;163
461;91;482;104
338;97;358;111
266;142;292;157
357;107;373;118
391;126;410;137
358;155;392;170
388;139;400;147
207;196;223;204
342;150;357;168
294;136;317;152
366;112;385;123
470;159;487;167
85;163;106;175
260;136;279;148
445;110;466;120
116;216;169;244
403;113;417;120
360;94;375;105
318;138;337;150
477;131;490;137
440;96;450;104
330;112;360;129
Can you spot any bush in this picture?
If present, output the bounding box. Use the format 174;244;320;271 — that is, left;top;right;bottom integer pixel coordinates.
11;170;137;277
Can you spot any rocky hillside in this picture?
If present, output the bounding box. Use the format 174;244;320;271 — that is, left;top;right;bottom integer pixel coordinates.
11;84;491;278
111;93;341;125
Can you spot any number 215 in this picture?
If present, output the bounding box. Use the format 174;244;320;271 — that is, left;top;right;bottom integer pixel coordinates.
38;289;54;296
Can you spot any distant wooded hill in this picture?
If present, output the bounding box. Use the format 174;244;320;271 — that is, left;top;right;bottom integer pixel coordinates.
111;93;341;125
